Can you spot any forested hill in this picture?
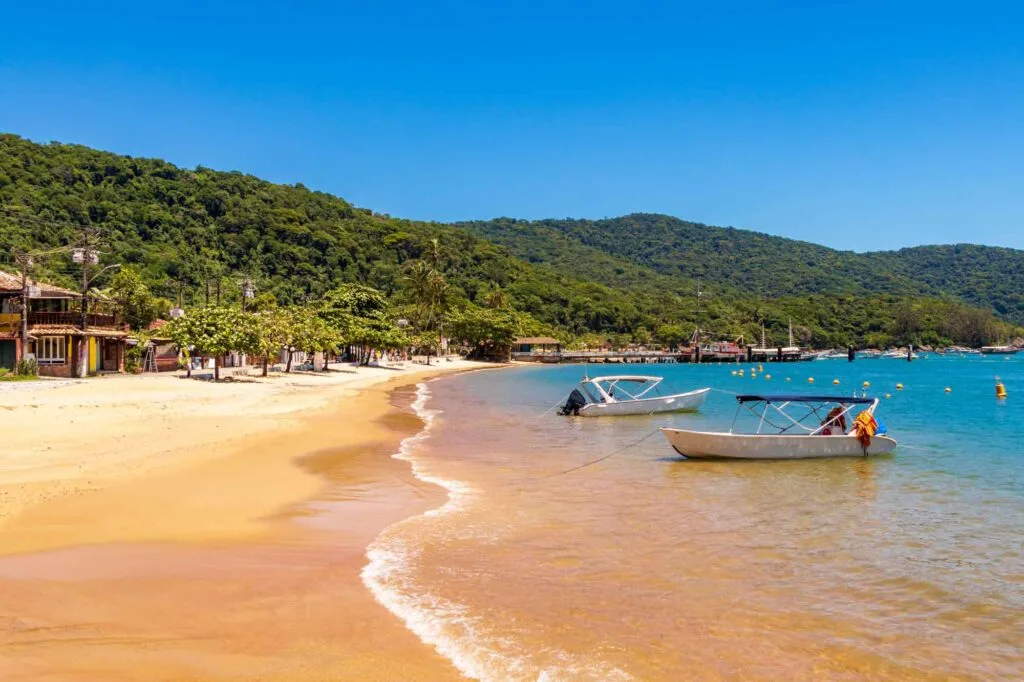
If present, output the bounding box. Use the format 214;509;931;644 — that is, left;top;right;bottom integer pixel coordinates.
0;133;1020;348
0;134;674;337
456;215;1024;323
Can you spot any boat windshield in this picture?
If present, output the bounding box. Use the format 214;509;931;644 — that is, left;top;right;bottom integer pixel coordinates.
580;383;603;403
731;395;877;436
583;376;662;402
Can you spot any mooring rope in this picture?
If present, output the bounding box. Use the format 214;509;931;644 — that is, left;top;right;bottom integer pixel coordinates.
536;428;663;479
540;395;570;416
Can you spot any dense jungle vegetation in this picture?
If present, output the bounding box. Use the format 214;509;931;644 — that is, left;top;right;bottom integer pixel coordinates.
1;134;1020;349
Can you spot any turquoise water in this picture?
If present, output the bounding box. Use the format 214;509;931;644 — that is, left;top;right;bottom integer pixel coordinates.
369;356;1024;681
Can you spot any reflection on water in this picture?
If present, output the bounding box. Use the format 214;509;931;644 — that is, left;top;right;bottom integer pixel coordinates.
370;360;1024;681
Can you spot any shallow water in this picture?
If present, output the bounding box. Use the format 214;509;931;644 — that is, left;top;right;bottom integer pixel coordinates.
365;357;1024;681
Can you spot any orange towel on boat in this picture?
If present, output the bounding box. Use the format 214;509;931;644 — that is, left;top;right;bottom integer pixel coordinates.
852;411;878;449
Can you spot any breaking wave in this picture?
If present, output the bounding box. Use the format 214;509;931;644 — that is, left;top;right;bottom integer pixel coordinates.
360;382;632;681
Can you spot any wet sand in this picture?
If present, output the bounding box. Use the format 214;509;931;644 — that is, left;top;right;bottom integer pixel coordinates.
0;365;485;681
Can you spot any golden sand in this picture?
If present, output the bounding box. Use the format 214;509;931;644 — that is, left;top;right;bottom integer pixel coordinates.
0;363;483;681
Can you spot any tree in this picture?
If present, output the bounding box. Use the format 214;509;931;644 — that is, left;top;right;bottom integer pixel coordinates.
445;306;523;361
482;284;508;309
404;260;450;364
348;316;408;362
253;307;292;377
168;306;257;381
318;283;405;363
632;326;653;347
108;266;163;330
290;307;340;371
654;323;687;350
892;302;923;345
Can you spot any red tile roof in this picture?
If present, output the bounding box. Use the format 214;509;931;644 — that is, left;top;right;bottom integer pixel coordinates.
0;269;80;298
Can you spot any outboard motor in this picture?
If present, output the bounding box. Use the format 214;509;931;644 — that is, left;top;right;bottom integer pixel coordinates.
558;389;587;416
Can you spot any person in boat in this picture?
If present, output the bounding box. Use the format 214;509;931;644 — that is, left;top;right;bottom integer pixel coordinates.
820;406;847;436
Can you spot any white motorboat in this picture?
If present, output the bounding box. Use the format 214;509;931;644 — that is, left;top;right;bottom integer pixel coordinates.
980;345;1019;355
881;349;918;359
662;393;896;459
559;375;710;417
944;346;980;356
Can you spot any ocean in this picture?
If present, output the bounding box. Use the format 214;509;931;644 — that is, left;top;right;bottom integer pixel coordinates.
363;356;1024;681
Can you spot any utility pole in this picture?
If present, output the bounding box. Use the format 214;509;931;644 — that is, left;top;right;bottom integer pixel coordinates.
14;252;32;362
72;226;117;377
74;227;101;332
165;276;187;312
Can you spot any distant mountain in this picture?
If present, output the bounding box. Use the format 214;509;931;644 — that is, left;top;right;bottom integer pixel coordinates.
455;214;1024;324
1;133;1019;347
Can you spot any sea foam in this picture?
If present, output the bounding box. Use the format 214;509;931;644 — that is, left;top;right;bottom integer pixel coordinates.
361;382;632;682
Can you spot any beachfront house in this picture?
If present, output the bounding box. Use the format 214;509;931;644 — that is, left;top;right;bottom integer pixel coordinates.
512;336;561;361
514;336;561;354
0;270;127;376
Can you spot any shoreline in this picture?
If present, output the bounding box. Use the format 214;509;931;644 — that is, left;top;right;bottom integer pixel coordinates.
0;362;497;680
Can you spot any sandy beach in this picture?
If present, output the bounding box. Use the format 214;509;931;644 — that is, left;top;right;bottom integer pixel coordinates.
0;361;489;681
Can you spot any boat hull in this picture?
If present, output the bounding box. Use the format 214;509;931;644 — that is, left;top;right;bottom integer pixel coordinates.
661;428;897;459
579;389;710;417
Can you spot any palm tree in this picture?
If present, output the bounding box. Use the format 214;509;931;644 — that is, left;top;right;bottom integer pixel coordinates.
484;285;508;309
405;260;449;364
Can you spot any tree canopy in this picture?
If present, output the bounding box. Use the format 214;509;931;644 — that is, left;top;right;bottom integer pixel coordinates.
3;133;1022;349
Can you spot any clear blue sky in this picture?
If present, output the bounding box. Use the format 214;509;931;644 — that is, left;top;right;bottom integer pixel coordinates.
2;1;1022;251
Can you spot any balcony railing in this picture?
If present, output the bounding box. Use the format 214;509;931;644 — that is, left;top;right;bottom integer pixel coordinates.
28;311;119;328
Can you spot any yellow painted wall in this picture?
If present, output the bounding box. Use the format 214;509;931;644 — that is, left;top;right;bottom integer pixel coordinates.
0;313;19;332
88;337;97;374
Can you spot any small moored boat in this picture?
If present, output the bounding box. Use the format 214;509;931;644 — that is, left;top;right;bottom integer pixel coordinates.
881;348;918;359
980;345;1019;355
662;393;896;459
559;375;710;417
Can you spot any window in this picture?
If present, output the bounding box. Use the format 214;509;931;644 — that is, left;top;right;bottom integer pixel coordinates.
37;336;66;364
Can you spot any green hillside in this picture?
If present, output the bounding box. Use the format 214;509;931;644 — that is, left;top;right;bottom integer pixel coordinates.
0;133;1019;348
456;214;1024;323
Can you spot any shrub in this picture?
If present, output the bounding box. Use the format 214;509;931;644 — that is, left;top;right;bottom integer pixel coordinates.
15;357;39;376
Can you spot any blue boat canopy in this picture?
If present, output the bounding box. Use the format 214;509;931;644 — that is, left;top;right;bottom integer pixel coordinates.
735;394;875;404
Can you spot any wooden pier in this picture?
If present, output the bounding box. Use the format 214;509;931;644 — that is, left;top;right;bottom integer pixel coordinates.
512;348;806;364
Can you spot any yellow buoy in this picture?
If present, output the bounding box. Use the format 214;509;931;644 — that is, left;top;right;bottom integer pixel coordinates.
885;393;892;399
945;387;952;393
758;364;764;373
862;381;870;388
833;379;840;385
765;374;771;380
996;378;1007;399
730;370;737;376
896;383;904;390
808;377;815;384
